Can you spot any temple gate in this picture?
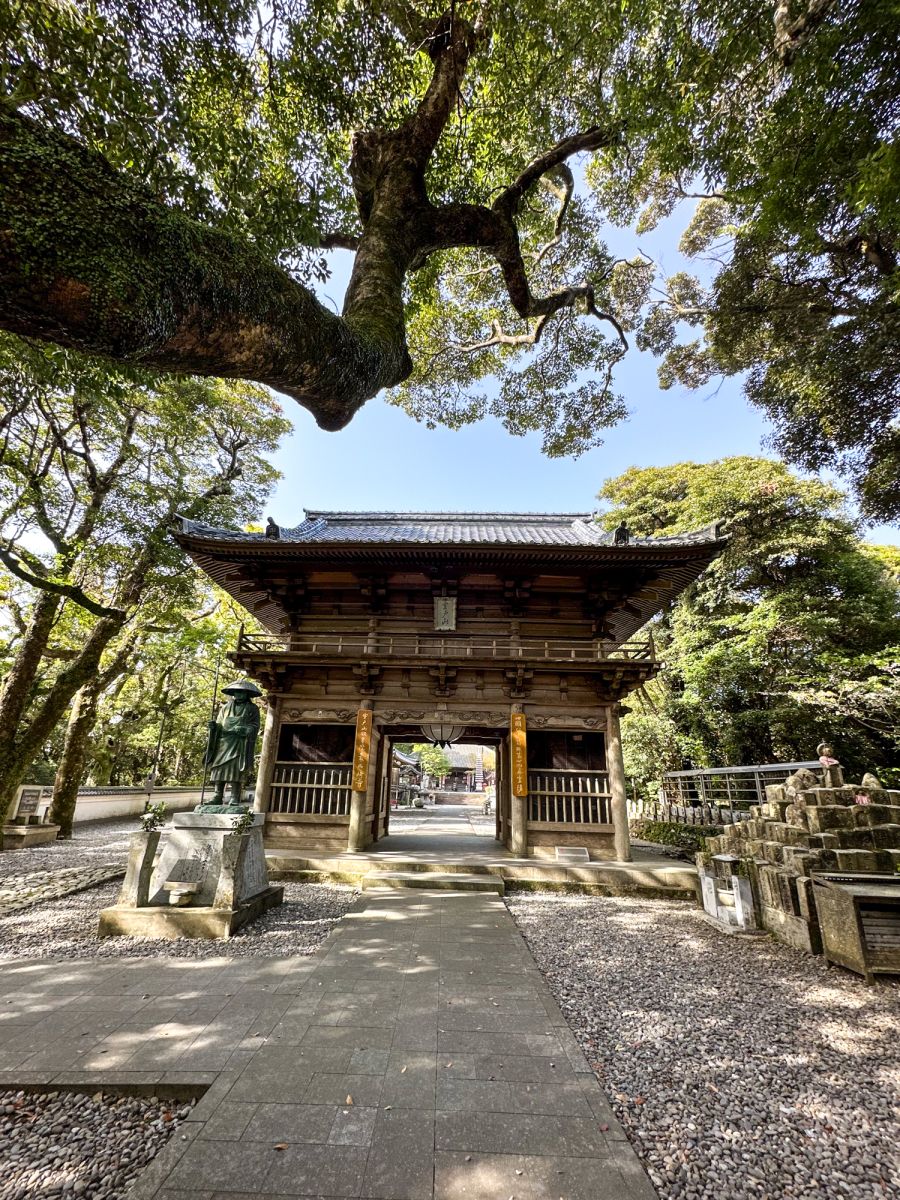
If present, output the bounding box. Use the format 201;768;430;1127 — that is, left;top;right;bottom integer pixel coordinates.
177;511;725;861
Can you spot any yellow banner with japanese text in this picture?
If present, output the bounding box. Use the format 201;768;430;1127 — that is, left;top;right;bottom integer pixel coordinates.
510;712;528;797
351;708;373;792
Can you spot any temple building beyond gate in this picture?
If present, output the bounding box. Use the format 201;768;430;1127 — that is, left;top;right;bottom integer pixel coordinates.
177;511;726;862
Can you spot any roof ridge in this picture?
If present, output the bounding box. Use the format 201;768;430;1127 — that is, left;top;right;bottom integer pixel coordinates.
301;510;596;520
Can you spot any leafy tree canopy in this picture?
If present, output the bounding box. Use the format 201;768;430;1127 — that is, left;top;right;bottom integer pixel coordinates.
414;743;452;778
81;589;259;791
599;457;900;787
0;334;290;820
1;2;897;511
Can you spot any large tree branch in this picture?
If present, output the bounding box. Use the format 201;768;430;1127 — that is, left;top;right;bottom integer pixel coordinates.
452;314;553;353
430;192;629;351
493;127;620;221
0;23;623;429
340;14;481;381
0;108;411;431
774;0;837;66
421;125;625;344
318;231;361;252
0;546;126;619
402;11;478;164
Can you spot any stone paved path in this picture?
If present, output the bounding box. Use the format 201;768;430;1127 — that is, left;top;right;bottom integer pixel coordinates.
0;888;656;1199
0;864;124;916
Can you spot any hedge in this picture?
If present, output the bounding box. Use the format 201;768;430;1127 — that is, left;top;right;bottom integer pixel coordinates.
629;818;722;854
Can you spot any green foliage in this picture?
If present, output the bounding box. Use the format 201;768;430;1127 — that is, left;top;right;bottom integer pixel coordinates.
601;457;900;786
230;809;255;836
413;743;452;779
590;0;900;518
1;1;900;506
87;589;262;787
629;819;720;854
0;334;291;794
139;800;168;832
2;2;898;503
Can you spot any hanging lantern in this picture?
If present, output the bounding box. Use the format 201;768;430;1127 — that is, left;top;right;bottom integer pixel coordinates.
421;722;466;748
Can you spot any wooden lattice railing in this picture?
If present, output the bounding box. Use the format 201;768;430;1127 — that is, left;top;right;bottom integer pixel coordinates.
527;769;612;826
269;762;352;815
237;630;654;663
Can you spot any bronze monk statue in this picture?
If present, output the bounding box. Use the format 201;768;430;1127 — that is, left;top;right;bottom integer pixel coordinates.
198;679;262;812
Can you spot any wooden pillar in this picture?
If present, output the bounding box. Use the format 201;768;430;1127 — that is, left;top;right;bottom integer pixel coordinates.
495;740;502;842
252;694;280;814
607;703;631;862
348;700;374;852
509;704;528;859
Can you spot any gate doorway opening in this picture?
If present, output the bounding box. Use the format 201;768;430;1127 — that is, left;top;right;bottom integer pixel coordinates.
376;731;505;860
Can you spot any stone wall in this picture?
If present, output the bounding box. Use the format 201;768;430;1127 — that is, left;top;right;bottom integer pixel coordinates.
703;775;900;953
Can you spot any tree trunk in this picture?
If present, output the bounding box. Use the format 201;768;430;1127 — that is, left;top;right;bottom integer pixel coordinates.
0;610;126;824
0;591;62;822
50;683;100;838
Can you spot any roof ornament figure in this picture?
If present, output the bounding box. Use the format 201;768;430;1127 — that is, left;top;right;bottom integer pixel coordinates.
614;521;630;546
265;517;280;539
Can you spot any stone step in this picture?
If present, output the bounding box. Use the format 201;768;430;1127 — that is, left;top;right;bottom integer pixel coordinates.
366;858;498;876
362;871;505;894
268;854;498;877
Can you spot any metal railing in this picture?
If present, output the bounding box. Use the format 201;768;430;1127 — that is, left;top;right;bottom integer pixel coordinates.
528;769;612;825
269;762;352;815
661;761;820;808
237;630;655;664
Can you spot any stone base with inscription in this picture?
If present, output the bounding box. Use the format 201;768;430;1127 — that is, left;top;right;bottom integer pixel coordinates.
98;812;283;940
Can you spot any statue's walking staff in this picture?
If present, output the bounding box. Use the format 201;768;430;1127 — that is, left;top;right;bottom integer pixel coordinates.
198;658;222;806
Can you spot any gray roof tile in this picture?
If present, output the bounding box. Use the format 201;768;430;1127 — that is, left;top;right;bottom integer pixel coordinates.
177;510;724;549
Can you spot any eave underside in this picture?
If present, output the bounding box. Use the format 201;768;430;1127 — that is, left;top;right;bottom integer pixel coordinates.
176;539;721;644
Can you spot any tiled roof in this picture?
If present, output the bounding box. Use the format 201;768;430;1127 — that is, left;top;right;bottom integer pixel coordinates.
177;510;724;549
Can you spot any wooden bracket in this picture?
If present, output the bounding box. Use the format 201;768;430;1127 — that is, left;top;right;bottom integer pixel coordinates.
352;663;383;695
428;664;458;697
503;665;533;699
428;569;459;598
502;577;533;615
358;574;389;613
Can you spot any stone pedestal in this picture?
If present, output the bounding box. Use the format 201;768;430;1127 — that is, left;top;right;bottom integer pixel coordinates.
2;785;57;850
98;813;283;939
1;822;60;850
118;830;161;907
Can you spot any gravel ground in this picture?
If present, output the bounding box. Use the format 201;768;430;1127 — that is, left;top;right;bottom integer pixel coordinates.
0;818;138;877
508;892;900;1200
0;1089;194;1200
0;816;359;959
0;878;359;960
0;866;124;917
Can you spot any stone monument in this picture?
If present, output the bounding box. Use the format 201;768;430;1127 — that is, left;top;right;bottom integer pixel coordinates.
98;681;282;939
697;745;900;969
0;785;58;850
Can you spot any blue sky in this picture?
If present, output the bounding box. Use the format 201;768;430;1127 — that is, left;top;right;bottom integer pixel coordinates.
265;211;897;545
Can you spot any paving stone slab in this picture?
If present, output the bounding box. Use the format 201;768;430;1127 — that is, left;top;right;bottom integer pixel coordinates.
243;1101;339;1143
0;888;656;1200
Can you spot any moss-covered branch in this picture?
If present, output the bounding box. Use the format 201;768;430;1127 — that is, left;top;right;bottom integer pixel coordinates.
0;109;411;430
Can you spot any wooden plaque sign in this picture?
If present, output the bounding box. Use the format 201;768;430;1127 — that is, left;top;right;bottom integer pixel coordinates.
510;712;528;797
351;708;373;792
433;596;457;631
